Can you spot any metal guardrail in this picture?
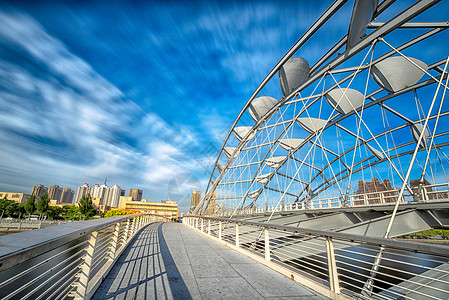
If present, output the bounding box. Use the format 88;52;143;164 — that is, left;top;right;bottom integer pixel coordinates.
184;215;449;299
223;183;449;215
0;219;74;231
0;214;152;300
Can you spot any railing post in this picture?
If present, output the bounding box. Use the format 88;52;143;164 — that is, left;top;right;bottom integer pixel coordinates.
196;218;199;229
108;222;121;260
201;218;204;232
235;223;239;247
325;236;340;293
219;221;222;240
423;186;429;201
123;219;130;245
265;228;270;261
131;218;136;236
75;231;98;298
208;219;211;235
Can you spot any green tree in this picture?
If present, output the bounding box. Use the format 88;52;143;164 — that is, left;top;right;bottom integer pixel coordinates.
36;193;50;219
24;195;36;219
46;206;63;220
64;205;81;220
5;201;21;218
0;197;22;218
103;209;134;217
0;196;9;218
78;194;97;220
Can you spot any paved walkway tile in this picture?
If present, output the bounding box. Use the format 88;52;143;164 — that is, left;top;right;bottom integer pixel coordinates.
92;222;327;299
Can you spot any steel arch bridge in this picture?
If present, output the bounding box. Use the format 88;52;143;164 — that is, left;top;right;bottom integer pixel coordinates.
195;0;449;227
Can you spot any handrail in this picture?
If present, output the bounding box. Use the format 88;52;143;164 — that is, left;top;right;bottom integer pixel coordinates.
0;213;143;272
185;214;449;299
0;213;153;299
188;215;449;256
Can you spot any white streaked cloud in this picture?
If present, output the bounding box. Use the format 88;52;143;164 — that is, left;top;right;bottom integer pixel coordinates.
0;9;207;202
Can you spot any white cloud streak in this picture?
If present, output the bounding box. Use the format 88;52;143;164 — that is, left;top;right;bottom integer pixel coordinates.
0;10;207;202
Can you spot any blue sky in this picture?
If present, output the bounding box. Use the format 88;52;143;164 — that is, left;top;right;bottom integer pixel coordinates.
1;1;447;212
0;0;337;210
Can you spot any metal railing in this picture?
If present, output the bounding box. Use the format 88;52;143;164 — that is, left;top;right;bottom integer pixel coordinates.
224;183;449;216
0;214;152;300
184;215;449;300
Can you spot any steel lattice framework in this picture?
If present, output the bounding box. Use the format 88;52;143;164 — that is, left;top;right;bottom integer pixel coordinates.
196;0;449;218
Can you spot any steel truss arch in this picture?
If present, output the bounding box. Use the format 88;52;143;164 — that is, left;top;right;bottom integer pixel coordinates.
196;0;449;217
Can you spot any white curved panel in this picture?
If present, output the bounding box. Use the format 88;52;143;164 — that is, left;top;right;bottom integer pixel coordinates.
296;117;327;133
371;56;428;92
411;123;429;148
325;88;364;115
234;126;255;142
216;164;225;173
255;173;272;184
248;96;278;121
223;147;239;159
347;0;378;49
279;57;310;96
366;144;384;160
248;188;263;199
265;156;287;168
278;139;305;151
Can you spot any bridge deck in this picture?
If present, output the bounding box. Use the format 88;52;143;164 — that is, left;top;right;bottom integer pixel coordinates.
93;222;325;299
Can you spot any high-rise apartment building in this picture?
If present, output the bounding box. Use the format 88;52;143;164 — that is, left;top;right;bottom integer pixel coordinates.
129;189;143;201
75;182;121;207
75;183;90;203
48;185;63;202
92;184;108;204
61;188;74;203
31;184;48;198
108;185;122;207
205;193;217;215
191;191;201;210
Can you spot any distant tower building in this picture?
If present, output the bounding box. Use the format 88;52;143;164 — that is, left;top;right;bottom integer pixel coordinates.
75;183;90;203
120;189;126;197
92;184;108;205
31;184;48;198
129;189;143;201
191;191;201;210
61;188;74;203
48;185;63;202
205;193;217;215
108;185;122;207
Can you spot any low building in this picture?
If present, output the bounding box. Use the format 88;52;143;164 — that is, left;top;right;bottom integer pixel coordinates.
0;192;31;204
49;200;76;207
118;198;178;220
92;197;112;213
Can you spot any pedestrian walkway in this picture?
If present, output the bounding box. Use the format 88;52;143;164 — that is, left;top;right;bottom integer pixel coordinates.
93;222;326;299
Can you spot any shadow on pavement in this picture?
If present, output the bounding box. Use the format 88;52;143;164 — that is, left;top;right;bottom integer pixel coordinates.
92;222;192;299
